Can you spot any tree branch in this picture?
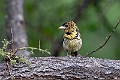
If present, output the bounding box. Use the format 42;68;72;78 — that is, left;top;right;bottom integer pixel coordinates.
0;57;120;80
73;0;95;23
84;20;120;57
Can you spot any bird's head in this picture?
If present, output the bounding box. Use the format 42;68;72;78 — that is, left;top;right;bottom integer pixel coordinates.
58;21;79;34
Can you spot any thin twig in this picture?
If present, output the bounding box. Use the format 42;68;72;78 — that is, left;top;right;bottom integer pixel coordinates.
84;20;120;57
39;40;40;53
10;28;15;56
14;46;50;55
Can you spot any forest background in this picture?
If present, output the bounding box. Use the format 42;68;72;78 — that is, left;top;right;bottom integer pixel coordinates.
0;0;120;60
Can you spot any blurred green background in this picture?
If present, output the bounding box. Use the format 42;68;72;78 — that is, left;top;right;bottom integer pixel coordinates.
0;0;120;60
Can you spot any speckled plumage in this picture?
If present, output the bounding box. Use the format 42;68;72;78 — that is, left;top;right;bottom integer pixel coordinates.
59;21;82;56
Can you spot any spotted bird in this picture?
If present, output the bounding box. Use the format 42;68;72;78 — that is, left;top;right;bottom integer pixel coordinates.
58;21;82;56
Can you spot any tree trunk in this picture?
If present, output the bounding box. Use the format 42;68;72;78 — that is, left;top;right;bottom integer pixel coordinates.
0;57;120;80
6;0;30;57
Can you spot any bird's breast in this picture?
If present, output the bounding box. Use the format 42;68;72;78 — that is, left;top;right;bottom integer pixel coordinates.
63;38;82;52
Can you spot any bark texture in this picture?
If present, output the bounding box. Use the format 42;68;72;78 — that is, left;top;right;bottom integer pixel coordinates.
6;0;30;57
0;57;120;80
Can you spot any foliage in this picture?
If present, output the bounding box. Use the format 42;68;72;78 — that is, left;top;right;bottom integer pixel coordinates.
0;39;50;65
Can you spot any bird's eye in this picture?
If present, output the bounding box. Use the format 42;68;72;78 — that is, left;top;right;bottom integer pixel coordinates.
65;25;68;27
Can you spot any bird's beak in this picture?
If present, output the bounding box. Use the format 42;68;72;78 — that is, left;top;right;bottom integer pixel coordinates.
58;26;66;30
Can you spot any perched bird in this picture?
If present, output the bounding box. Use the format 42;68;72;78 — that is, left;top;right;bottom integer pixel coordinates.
58;21;82;56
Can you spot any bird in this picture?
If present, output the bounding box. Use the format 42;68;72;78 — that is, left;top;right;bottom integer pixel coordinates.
58;21;82;56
